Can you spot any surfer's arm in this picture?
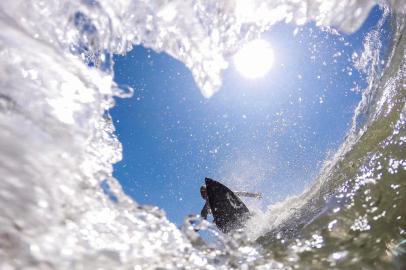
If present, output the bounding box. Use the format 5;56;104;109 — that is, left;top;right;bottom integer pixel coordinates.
234;191;262;199
200;202;211;219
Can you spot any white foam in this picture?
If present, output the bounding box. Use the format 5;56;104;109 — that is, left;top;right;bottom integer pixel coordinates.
0;0;404;268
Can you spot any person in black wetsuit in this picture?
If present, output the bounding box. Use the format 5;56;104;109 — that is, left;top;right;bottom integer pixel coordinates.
200;185;211;219
200;184;261;220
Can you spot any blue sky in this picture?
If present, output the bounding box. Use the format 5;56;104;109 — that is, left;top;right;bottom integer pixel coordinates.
110;7;388;225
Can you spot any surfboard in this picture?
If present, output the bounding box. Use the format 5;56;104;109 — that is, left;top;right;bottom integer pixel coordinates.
205;177;250;233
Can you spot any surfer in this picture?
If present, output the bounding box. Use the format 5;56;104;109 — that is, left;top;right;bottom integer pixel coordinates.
200;181;262;220
200;185;211;219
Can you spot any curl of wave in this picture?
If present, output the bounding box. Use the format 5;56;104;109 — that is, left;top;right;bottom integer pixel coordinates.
0;0;405;269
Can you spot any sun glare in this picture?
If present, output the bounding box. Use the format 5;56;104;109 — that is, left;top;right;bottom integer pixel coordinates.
233;39;274;79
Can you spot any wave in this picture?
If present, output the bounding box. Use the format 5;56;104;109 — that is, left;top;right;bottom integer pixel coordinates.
0;0;405;269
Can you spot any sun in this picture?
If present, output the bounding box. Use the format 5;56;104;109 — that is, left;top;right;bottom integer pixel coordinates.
233;39;274;79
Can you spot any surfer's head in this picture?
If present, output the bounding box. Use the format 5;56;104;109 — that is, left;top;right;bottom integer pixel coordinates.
200;185;207;199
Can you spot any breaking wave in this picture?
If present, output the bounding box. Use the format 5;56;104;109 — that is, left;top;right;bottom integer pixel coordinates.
0;0;405;269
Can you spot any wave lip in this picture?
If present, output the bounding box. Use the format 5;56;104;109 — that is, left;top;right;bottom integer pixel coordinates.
0;0;405;269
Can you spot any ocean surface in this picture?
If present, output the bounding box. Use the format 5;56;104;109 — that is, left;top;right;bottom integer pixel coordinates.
0;0;405;269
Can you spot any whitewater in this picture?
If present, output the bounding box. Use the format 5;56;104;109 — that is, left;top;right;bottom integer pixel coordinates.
0;0;405;269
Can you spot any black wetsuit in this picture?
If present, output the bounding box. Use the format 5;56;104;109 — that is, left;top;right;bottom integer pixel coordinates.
200;178;261;233
201;191;259;220
200;200;211;220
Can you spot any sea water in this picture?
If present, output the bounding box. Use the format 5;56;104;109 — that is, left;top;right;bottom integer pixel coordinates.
0;0;405;269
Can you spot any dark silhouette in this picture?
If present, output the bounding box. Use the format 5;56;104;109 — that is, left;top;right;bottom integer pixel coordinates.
200;178;261;233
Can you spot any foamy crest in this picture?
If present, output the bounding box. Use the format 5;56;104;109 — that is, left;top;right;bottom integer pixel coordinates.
0;0;405;269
